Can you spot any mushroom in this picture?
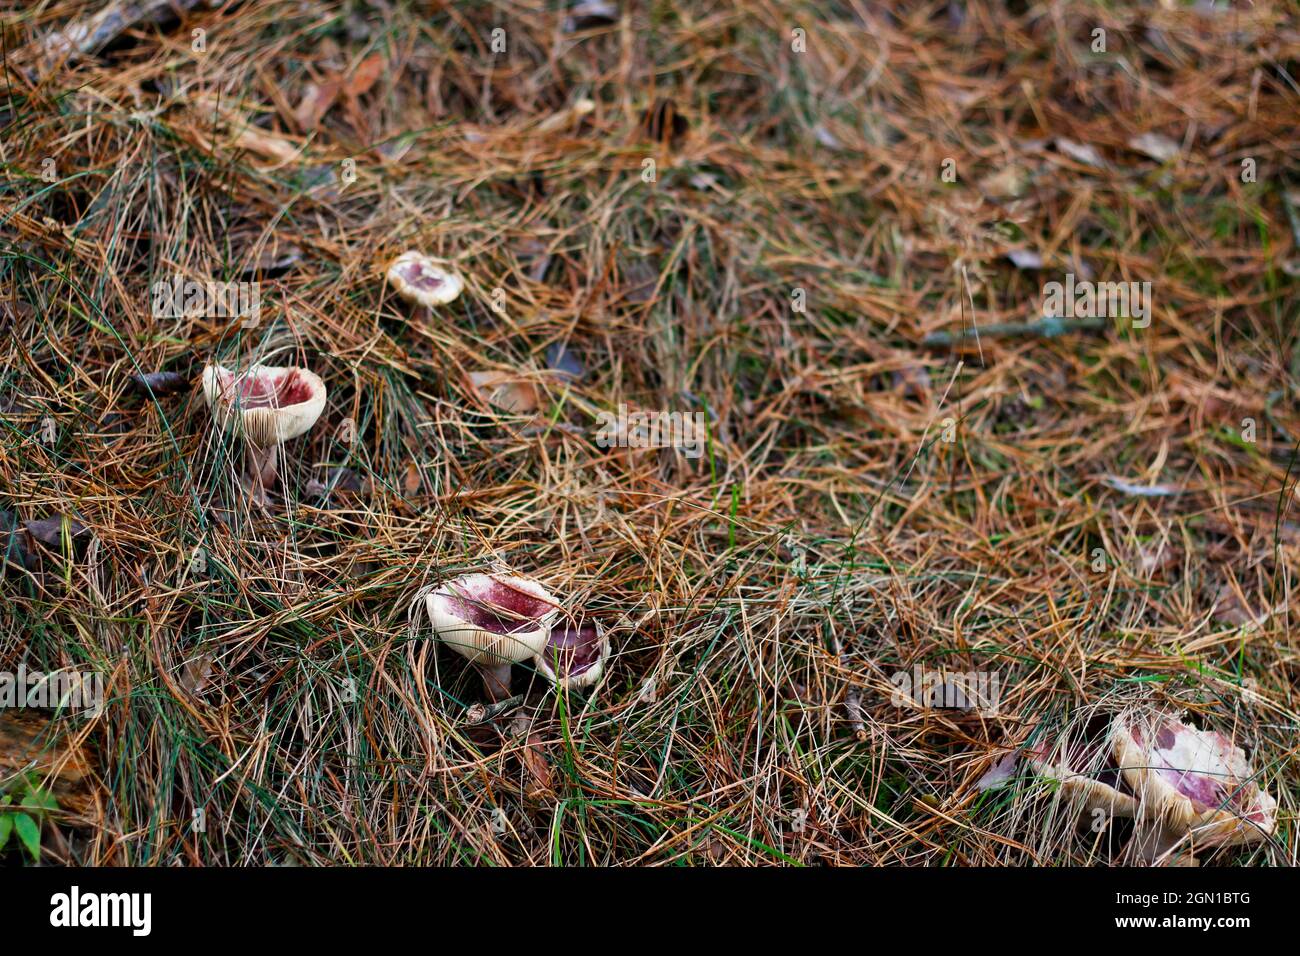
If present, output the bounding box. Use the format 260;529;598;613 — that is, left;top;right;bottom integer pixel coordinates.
1026;719;1138;820
534;620;608;692
386;251;464;309
1028;711;1277;862
201;363;327;504
1114;713;1277;851
410;572;560;702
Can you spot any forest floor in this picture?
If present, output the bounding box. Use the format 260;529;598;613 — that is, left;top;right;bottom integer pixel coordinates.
0;0;1297;865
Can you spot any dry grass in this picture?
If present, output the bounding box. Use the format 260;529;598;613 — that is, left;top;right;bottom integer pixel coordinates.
0;0;1297;866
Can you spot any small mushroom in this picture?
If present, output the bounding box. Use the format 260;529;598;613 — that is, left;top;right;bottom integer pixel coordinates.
386;251;464;309
410;572;560;702
534;620;608;692
201;363;327;504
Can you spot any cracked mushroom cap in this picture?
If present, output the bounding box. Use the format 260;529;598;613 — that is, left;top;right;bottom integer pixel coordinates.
201;364;327;448
414;573;559;666
1114;714;1277;848
387;251;465;307
534;621;608;691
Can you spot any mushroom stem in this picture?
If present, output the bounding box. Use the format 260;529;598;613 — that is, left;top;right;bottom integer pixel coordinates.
477;662;513;702
245;444;278;503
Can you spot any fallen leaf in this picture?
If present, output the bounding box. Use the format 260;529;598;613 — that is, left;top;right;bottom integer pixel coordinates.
0;711;98;821
23;515;89;547
528;251;553;282
621;259;659;304
813;123;842;150
1212;584;1272;628
3;514;93;571
1005;248;1044;270
980;165;1029;200
231;125;302;164
522;731;554;798
237;242;302;276
0;510;39;571
1136;540;1178;575
706;837;728;862
0;298;35;323
1102;475;1185;497
179;651;214;696
1128;131;1180;162
976;751;1019;790
402;461;421;497
192;96;304;166
468;371;540;414
546;342;584;381
536;98;595;134
374;136;415;164
294;80;342;131
344;53;385;100
41;0;203;57
1055;137;1106;169
129;371;189;396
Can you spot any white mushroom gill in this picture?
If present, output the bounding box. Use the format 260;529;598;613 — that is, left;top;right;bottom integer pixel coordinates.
534;621;608;691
